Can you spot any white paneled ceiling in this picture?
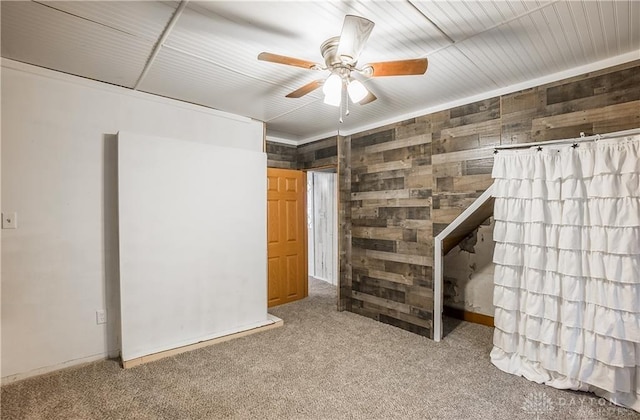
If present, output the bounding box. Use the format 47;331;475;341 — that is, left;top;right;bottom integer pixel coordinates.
2;1;638;143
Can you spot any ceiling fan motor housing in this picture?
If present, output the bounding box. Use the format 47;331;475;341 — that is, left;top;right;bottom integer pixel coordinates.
321;36;355;73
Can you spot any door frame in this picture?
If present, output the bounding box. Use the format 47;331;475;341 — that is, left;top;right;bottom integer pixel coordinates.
306;168;339;286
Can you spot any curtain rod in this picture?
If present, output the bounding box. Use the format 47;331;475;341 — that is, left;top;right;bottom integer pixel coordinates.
493;127;640;152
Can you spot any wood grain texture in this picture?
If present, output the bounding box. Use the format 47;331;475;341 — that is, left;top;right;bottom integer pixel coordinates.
268;60;639;339
347;118;434;338
266;136;338;170
338;135;352;311
267;168;308;307
297;136;338;169
265;141;297;169
501;60;640;145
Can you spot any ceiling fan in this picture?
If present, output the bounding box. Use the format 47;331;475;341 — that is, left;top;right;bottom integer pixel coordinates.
257;15;428;108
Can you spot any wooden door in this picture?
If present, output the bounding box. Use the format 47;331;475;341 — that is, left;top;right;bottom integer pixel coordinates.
267;168;307;307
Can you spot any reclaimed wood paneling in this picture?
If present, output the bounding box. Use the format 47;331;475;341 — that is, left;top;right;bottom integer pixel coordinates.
265;141;297;169
297;136;338;169
267;60;639;338
348;118;434;338
337;135;352;311
431;97;500;237
267;136;338;170
339;60;639;338
502;60;640;144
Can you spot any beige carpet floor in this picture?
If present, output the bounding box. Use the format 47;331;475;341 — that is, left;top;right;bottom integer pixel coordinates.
2;278;638;419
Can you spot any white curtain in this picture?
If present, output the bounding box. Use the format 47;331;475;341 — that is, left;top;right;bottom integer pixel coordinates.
490;134;640;412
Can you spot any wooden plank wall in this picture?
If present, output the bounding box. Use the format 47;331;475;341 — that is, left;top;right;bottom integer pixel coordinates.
265;141;297;169
266;136;338;170
348;122;434;336
436;61;639;319
344;60;638;339
297;136;338;170
337;135;352;311
502;61;640;145
266;60;639;339
431;98;499;236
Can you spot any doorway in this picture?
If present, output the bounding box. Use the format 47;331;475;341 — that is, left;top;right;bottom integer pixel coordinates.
306;169;338;292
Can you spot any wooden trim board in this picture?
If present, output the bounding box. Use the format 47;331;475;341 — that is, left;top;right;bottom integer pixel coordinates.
122;315;284;369
444;306;494;327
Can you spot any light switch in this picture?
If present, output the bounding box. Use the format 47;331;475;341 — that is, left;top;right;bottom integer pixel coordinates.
2;212;17;229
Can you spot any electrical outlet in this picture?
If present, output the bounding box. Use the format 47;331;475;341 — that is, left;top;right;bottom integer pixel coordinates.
96;310;107;325
2;212;17;229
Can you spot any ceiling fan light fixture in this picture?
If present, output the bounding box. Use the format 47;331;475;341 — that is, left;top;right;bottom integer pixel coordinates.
347;79;368;103
323;73;342;107
258;15;428;111
323;92;341;107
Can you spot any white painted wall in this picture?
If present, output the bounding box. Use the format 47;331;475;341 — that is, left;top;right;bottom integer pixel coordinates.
118;132;268;361
0;59;264;382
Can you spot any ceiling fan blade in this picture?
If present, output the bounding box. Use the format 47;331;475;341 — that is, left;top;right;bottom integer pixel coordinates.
359;91;377;105
258;52;320;70
286;80;323;98
336;15;375;64
364;58;428;77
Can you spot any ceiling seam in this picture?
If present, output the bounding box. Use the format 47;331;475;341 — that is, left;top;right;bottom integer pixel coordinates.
406;0;455;44
133;0;188;90
459;0;562;45
160;44;324;100
406;0;562;88
406;0;498;87
418;0;562;57
31;1;149;40
158;44;329;122
264;96;324;123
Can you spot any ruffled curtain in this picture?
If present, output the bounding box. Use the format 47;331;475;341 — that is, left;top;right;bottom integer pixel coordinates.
490;135;640;412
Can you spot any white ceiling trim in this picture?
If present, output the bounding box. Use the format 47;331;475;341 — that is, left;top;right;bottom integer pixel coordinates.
264;134;299;146
288;50;639;146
